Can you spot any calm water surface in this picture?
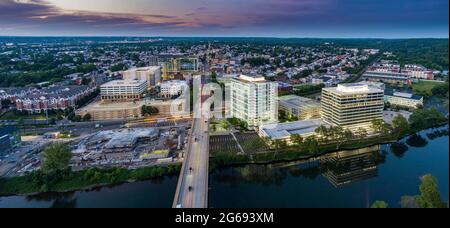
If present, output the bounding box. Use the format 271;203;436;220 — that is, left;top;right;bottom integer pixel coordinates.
0;126;448;208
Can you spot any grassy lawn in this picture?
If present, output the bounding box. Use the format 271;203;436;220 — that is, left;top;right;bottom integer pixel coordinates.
209;121;228;133
412;80;444;97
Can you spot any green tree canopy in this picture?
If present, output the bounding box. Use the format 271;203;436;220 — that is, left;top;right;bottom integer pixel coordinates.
392;114;410;138
41;143;72;174
371;119;390;135
409;108;447;131
416;174;448;208
371;201;389;208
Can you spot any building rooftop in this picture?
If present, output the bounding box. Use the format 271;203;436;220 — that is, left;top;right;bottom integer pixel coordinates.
363;71;409;80
77;100;145;113
324;83;384;95
235;74;267;83
101;80;147;87
126;66;161;73
83;128;159;150
160;80;188;86
13;85;94;101
260;119;328;140
385;91;423;100
278;95;321;109
318;76;334;81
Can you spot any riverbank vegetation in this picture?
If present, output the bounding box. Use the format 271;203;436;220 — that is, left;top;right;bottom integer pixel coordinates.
211;108;448;167
0;143;181;196
371;174;448;208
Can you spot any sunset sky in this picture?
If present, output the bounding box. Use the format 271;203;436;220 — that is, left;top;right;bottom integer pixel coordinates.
0;0;448;37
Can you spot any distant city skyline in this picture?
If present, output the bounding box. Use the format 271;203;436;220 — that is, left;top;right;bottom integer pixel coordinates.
0;0;448;38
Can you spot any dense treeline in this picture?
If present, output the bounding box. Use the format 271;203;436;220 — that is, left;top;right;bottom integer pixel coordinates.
332;39;449;71
0;64;96;87
241;57;270;67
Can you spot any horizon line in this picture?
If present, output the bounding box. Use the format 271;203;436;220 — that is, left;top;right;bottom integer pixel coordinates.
0;35;449;40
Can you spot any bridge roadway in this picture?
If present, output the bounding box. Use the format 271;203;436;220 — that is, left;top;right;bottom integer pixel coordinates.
173;76;210;208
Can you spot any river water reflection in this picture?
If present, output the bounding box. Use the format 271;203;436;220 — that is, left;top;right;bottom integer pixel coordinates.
0;126;448;208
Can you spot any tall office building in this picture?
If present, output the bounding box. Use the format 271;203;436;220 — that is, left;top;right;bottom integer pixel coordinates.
123;66;162;89
230;75;278;127
321;83;384;131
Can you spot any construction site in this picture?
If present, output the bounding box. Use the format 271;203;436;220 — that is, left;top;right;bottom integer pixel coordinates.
70;127;187;170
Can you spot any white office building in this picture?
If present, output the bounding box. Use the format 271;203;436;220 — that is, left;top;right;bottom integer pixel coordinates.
259;119;328;144
278;95;321;120
230;75;278;127
123;66;162;89
385;91;424;109
100;80;147;102
321;83;385;131
160;80;189;98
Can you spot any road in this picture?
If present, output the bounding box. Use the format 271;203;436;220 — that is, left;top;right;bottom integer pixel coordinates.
173;75;210;208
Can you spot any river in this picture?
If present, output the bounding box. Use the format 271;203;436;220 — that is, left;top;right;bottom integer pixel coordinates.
0;126;448;208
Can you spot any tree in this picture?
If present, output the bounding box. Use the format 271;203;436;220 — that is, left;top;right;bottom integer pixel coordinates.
273;139;287;151
392;114;410;138
41;143;72;174
371;119;389;136
409;108;447;131
416;174;448;208
315;125;329;144
83;113;92;122
279;110;288;122
211;72;218;83
141;105;159;116
371;201;389;208
431;83;449;96
290;134;303;148
110;63;127;72
400;196;419;208
355;127;368;145
339;129;354;149
221;120;230;130
73;115;82;122
304;136;320;154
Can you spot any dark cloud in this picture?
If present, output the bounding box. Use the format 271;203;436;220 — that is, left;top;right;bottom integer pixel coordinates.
0;0;448;37
0;0;218;35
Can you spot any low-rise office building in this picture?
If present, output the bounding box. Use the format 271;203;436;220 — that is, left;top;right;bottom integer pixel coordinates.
100;80;147;102
160;80;189;98
278;95;321;120
362;71;411;85
385;91;424;109
77;100;144;120
259;119;328;144
76;98;188;120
